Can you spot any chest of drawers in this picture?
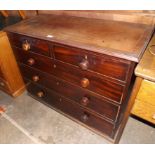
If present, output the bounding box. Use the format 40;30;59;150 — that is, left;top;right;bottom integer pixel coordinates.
5;14;154;143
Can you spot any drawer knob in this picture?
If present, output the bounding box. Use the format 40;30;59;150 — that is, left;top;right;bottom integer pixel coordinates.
32;75;40;82
27;58;35;66
81;78;90;88
22;40;30;51
0;82;5;87
79;59;89;70
81;97;89;106
81;113;89;122
37;91;44;98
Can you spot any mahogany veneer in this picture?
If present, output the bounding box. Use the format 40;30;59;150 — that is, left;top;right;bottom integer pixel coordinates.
5;14;154;143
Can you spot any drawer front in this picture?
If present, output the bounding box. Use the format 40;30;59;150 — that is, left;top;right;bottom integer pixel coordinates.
8;33;50;57
53;45;131;82
27;83;115;137
52;60;124;103
20;64;119;122
13;47;53;74
0;77;9;91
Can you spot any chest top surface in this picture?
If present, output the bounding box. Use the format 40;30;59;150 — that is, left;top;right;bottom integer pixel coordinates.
5;14;154;62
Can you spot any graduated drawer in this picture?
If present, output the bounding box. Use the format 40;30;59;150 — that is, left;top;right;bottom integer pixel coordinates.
8;33;50;57
53;45;131;82
13;47;124;103
27;82;115;137
20;64;120;122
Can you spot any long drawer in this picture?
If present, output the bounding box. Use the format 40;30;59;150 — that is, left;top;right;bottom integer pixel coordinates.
13;47;124;103
53;44;131;82
20;64;120;122
27;82;115;137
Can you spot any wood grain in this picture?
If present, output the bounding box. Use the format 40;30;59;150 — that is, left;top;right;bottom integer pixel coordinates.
20;64;120;122
27;82;115;137
8;33;50;57
131;80;155;124
53;44;131;82
135;34;155;82
13;46;124;103
5;14;154;62
6;14;153;143
38;10;155;25
0;31;25;97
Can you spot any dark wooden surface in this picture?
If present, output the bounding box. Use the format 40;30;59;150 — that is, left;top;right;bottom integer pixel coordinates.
5;14;154;62
12;47;124;103
27;82;115;137
12;47;53;74
20;64;120;122
8;33;50;57
53;44;131;82
7;31;136;142
6;14;153;143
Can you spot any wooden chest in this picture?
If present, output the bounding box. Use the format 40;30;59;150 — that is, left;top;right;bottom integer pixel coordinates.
5;14;154;143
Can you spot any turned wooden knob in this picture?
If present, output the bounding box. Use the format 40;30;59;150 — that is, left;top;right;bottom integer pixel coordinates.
79;59;89;70
27;58;35;66
81;78;90;88
81;113;89;122
37;91;44;98
22;40;30;51
81;97;89;106
32;75;39;82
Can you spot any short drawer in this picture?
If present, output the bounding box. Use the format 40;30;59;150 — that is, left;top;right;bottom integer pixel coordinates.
8;33;50;57
53;45;131;82
27;83;115;137
20;64;120;122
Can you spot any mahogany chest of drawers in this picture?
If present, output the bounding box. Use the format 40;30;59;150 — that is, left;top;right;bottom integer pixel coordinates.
5;14;154;143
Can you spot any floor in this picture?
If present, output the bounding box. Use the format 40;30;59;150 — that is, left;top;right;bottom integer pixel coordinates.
0;90;154;144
